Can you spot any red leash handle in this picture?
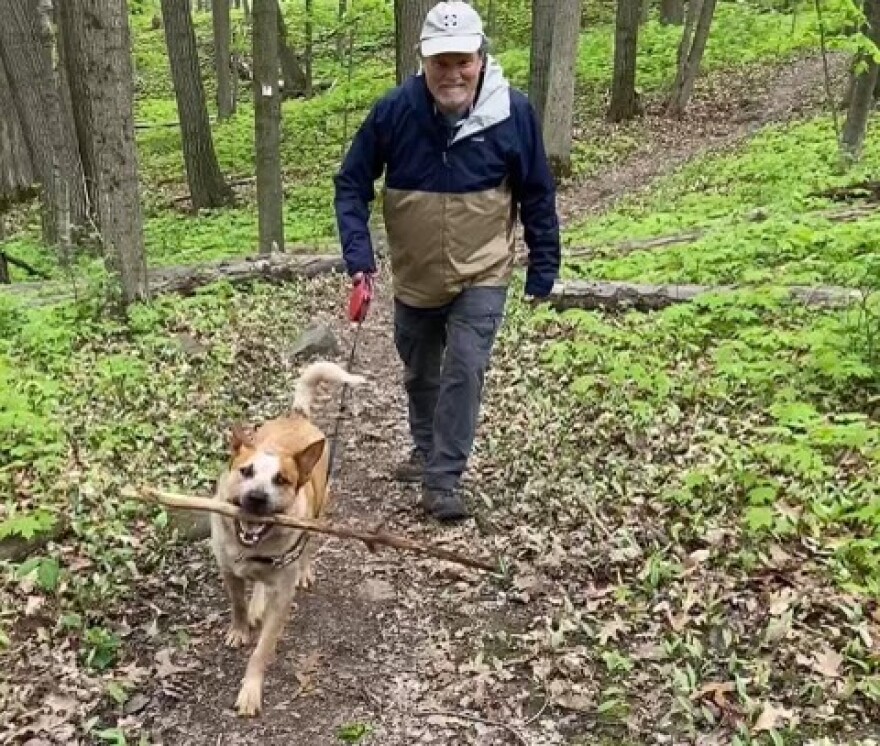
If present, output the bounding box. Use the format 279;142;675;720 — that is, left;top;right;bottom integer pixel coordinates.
347;273;374;323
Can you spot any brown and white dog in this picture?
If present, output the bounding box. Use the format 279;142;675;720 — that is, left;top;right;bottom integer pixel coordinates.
209;360;365;716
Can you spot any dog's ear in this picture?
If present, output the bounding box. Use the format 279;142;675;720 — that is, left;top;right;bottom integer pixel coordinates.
295;437;325;486
230;424;254;456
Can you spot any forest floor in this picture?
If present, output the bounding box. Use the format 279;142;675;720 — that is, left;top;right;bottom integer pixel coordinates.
6;49;876;746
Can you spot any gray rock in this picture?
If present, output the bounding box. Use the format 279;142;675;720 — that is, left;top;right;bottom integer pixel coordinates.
290;322;339;359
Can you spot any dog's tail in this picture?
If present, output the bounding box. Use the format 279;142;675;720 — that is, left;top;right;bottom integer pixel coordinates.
292;360;366;418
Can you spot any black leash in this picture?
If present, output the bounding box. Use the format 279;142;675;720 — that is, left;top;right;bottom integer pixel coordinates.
327;319;366;480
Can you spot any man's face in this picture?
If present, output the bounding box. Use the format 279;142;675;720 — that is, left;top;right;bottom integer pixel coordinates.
423;52;483;115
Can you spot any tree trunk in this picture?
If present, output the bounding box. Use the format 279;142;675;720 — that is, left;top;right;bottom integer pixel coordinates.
304;0;313;97
53;4;90;232
840;0;880;160
160;0;234;210
528;0;555;125
0;0;62;243
666;0;717;117
213;0;235;119
549;279;861;313
394;0;433;85
661;0;684;24
0;53;36;200
252;0;284;254
277;0;308;97
608;0;642;122
58;0;149;308
336;0;347;61
530;0;581;177
641;0;650;24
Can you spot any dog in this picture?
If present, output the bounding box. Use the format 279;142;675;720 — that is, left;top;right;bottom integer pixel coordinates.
209;360;365;717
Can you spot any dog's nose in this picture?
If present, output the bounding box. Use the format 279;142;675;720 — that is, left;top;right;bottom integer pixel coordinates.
242;489;269;512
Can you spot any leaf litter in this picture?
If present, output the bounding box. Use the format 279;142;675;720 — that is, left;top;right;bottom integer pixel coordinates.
1;50;877;746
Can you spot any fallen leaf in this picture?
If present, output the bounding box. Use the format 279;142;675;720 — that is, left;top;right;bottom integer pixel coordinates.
687;548;712;566
597;617;627;645
810;647;843;678
753;701;793;732
24;595;43;617
154;648;197;679
690;681;736;711
557;693;593;712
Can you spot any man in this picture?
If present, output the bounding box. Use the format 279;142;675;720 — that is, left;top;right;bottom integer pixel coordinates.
333;1;561;522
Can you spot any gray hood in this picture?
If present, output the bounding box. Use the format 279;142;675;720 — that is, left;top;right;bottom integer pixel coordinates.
453;55;511;144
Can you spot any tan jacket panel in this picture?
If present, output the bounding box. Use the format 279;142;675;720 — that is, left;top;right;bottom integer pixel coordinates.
383;183;516;308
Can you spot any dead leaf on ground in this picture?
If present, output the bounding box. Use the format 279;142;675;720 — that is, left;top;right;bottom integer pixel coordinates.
809;647;844;678
154;648;198;679
690;681;736;710
752;701;794;732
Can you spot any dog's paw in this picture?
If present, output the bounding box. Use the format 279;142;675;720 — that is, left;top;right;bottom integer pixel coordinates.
296;564;316;589
235;676;263;717
225;625;251;648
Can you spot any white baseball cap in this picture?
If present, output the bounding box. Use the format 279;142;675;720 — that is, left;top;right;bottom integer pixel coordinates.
419;2;485;57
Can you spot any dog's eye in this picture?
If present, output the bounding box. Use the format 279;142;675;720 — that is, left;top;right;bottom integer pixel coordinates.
272;473;290;487
239;464;255;479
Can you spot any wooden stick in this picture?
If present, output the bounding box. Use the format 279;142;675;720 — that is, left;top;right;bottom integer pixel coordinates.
128;487;499;573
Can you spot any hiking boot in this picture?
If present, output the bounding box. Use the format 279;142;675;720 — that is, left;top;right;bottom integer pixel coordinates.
420;486;469;522
393;448;426;483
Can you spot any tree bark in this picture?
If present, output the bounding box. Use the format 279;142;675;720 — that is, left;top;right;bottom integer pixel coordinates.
58;0;149;308
667;0;717;117
661;0;684;24
252;0;284;254
0;0;61;242
277;0;308;97
304;0;313;97
528;0;555;125
0;52;36;200
213;0;235;119
160;0;234;210
840;0;880;160
394;0;433;85
530;0;581;177
608;0;642;122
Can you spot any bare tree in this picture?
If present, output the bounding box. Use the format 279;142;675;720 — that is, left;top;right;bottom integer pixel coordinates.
277;0;308;97
661;0;684;24
253;0;283;253
841;0;880;160
213;0;235;119
58;0;149;308
529;0;581;177
609;0;643;121
394;0;433;84
666;0;717;116
0;0;86;245
0;54;35;200
160;0;234;209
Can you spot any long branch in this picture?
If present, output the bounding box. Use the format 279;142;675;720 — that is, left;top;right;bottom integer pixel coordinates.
127;487;499;573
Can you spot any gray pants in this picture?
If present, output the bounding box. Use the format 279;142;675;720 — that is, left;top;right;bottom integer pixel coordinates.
393;286;507;491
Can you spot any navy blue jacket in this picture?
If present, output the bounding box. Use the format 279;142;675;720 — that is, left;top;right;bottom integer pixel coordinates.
334;61;561;300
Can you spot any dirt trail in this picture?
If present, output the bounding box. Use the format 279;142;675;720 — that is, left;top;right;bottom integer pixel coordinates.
133;283;500;745
557;52;848;222
107;52;852;745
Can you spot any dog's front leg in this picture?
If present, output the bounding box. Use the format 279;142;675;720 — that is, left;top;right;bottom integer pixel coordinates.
235;583;295;717
222;570;251;648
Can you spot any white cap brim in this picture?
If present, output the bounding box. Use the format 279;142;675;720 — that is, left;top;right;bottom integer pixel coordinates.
420;33;482;57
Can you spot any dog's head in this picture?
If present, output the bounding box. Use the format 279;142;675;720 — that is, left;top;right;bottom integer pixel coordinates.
224;424;325;547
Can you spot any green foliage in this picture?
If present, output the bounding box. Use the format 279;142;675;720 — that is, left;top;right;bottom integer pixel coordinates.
565;115;880;286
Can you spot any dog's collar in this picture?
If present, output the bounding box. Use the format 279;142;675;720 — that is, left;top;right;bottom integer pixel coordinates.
236;531;310;569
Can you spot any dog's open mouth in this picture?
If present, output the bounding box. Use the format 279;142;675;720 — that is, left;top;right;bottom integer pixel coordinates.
235;520;272;547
